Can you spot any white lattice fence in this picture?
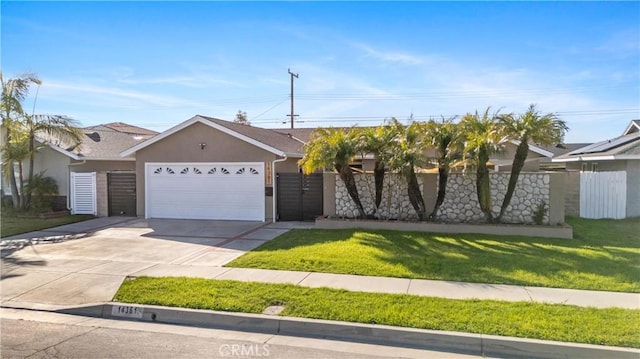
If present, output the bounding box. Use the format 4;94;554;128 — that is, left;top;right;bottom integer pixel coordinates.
580;171;626;219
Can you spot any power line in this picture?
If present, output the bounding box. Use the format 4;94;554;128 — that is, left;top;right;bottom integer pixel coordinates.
249;98;288;121
248;108;639;124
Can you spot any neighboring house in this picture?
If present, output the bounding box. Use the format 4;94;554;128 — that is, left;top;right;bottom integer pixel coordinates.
538;143;593;171
1;122;156;217
552;120;640;218
487;141;555;172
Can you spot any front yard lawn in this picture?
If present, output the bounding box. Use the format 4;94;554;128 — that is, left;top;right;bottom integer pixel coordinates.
227;217;640;292
0;213;95;238
115;276;640;348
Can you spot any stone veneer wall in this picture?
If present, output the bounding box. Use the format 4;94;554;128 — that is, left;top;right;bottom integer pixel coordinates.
335;174;421;220
435;173;550;224
334;172;551;224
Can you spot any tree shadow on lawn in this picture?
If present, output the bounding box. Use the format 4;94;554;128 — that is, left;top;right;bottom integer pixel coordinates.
359;231;640;291
248;227;640;292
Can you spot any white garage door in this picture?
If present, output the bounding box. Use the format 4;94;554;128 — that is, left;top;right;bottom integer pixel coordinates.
146;162;265;221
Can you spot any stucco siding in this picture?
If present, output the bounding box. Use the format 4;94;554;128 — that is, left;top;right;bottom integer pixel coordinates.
70;160;135;173
33;146;71;196
275;157;301;173
626;160;640;217
564;170;580;217
134;122;278;219
597;161;627;171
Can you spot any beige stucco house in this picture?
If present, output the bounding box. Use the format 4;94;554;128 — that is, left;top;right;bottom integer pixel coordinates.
1;122;156;216
120;115;307;222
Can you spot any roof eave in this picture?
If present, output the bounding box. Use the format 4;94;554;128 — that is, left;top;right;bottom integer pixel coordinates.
552;154;640;162
77;157;136;162
35;138;82;160
509;140;555;158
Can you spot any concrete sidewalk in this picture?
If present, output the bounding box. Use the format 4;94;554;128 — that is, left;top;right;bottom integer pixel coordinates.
130;266;640;309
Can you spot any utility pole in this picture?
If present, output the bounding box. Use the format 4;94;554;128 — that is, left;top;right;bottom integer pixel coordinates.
287;68;299;129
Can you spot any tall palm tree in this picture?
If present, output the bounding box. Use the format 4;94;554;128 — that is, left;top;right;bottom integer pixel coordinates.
299;127;367;218
1;128;29;208
24;114;82;208
460;108;507;223
1;72;82;210
356;124;397;212
1;72;41;208
497;104;568;222
386;118;428;221
424;117;463;220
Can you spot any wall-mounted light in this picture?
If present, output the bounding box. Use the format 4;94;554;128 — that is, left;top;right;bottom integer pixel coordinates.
199;143;207;150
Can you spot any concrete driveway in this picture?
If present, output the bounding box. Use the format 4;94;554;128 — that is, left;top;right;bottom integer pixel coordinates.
1;218;301;310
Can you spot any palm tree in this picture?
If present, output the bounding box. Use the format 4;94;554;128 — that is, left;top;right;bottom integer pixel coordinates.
356;124;397;213
386;118;428;221
1;128;29;208
299;127;367;218
1;72;82;210
23;114;82;208
1;72;41;208
424;117;463;220
497;104;568;222
460;108;507;223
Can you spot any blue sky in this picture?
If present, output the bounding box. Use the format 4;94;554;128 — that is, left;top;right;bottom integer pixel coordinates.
2;1;639;143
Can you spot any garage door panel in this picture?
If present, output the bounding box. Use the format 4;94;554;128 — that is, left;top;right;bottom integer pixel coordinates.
146;162;265;221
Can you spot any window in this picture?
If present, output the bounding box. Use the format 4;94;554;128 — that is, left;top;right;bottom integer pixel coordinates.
581;162;598;172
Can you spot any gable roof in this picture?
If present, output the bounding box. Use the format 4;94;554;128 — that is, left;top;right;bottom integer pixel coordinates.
273;128;317;144
552;132;640;162
38;122;155;161
623;119;640;135
507;140;555;158
121;115;305;158
85;122;158;137
537;143;592;157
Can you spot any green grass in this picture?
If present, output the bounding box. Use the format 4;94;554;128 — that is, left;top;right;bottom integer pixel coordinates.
115;276;640;348
227;217;640;292
0;212;95;237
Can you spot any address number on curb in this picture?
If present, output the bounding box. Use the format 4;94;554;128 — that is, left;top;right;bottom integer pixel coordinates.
111;305;144;319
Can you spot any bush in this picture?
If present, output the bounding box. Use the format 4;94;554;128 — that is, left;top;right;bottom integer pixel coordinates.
25;172;58;213
533;201;548;225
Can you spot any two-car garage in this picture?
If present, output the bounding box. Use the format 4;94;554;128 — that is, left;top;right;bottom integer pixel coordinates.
145;162;265;221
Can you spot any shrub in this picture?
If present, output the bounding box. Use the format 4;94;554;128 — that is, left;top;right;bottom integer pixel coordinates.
533;201;548;225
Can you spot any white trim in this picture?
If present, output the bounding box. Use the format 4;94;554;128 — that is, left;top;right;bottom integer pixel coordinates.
509;140;555;158
122;116;286;157
77;157;136;162
552;154;640;162
623;121;640;136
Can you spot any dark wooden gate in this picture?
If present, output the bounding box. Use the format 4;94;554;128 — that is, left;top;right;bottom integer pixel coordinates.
108;172;136;216
277;173;323;221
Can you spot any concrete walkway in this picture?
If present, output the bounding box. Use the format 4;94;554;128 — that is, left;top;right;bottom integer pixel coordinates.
1;217;637;311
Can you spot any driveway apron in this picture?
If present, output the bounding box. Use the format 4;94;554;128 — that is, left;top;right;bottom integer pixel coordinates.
0;218;279;309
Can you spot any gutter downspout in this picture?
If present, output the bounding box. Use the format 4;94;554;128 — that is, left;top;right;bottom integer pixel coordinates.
272;155;288;223
67;160;86;210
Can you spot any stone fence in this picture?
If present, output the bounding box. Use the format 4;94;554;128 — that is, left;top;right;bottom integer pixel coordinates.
323;172;566;225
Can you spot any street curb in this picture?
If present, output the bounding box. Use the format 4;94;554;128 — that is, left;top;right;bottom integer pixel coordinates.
80;302;639;359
